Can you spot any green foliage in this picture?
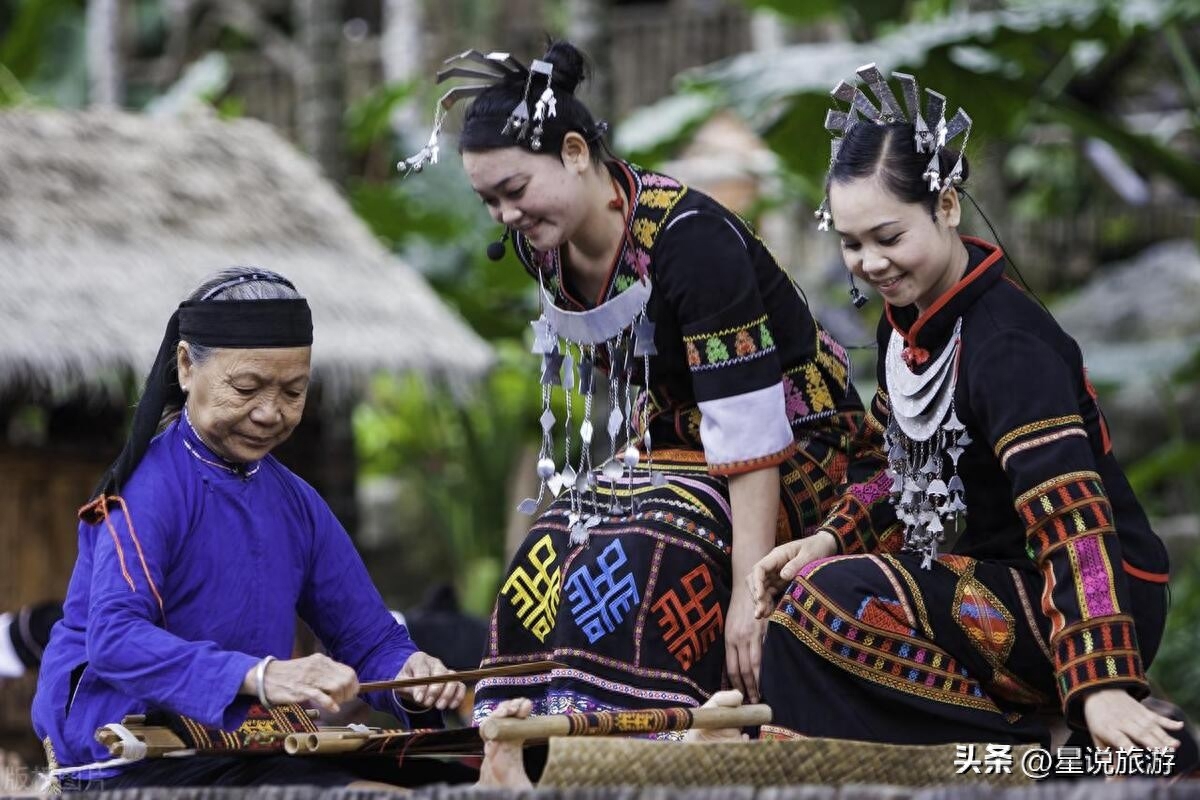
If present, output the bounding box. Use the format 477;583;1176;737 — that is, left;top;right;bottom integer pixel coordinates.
216;95;244;119
345;81;418;154
1148;548;1200;721
739;0;914;39
0;0;73;85
1126;343;1200;517
1127;439;1200;501
1005;142;1089;219
0;0;86;107
737;0;843;25
625;0;1200;204
354;343;541;615
346;82;538;342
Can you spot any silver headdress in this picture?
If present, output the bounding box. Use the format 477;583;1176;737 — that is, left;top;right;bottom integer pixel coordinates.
814;63;972;230
397;50;560;176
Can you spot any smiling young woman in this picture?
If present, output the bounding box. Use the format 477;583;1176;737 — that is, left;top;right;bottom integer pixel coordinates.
402;40;884;726
749;68;1185;765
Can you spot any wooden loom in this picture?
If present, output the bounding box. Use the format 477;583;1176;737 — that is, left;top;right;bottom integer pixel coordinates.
97;703;773;761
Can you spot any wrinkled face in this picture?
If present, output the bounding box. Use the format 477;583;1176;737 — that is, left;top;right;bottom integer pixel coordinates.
829;174;964;312
177;344;312;463
462;144;590;252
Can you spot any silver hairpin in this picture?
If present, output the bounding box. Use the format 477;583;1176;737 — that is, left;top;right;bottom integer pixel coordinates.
397;50;532;176
527;59;555;151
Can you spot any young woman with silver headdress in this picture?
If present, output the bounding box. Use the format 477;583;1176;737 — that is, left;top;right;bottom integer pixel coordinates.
748;66;1182;755
399;40;881;726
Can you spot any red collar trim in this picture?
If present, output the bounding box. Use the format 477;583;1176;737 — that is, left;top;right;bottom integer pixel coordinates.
886;236;1004;346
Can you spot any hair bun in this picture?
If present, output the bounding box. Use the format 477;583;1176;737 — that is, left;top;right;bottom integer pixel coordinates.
542;40;588;95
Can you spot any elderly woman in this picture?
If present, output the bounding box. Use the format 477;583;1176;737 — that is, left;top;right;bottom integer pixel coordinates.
32;268;464;789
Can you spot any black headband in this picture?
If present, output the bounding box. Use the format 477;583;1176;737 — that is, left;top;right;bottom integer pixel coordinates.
91;297;313;501
179;299;313;348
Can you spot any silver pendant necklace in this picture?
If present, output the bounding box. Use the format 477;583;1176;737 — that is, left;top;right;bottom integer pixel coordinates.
883;317;968;568
519;263;662;548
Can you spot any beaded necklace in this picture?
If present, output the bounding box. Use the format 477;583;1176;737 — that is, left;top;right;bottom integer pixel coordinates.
181;408;262;480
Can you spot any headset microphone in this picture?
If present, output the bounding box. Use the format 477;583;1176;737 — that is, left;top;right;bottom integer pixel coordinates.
487;228;511;261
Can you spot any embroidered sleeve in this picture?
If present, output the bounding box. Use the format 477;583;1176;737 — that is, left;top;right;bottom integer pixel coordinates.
970;330;1146;724
655;211;794;475
820;386;904;555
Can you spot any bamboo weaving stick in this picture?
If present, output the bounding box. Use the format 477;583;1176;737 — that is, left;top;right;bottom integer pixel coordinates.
479;704;772;742
358;660;566;693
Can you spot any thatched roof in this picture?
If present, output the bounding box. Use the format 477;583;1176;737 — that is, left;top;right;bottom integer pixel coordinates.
0;108;493;404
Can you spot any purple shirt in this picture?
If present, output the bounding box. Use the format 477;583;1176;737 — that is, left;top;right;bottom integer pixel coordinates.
32;416;417;775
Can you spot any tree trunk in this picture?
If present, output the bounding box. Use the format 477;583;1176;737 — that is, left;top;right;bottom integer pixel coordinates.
565;0;613;125
293;0;346;184
381;0;424;136
86;0;123;108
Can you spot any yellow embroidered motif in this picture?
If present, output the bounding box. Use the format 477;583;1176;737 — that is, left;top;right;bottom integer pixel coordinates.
804;363;834;413
640;188;680;209
815;351;848;388
682;314;769;342
502;534;562;642
814;336;849;387
633;218;658;249
1015;471;1101;508
993;414;1085;456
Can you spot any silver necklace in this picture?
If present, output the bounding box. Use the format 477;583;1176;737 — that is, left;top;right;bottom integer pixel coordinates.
520;269;660;548
884;317;969;568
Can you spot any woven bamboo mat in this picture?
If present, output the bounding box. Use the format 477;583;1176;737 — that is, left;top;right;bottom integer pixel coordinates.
538;737;1035;788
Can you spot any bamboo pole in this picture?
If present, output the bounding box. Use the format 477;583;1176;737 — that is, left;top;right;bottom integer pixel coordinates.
283;731;370;755
96;725;187;758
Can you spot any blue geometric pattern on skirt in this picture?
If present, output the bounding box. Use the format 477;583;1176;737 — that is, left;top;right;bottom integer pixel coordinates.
565;539;641;643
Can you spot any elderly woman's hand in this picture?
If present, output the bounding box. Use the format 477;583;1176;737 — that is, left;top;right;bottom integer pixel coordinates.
244;653;360;714
396;651;466;712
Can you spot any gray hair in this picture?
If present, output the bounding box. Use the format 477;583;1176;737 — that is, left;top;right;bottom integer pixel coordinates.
165;267;306;430
184;267;305;366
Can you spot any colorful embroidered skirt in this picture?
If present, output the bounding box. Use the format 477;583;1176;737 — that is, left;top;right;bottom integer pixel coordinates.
760;551;1170;744
761;552;1068;744
474;436;850;731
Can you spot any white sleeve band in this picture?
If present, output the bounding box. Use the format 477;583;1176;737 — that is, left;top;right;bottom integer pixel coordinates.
698;382;793;469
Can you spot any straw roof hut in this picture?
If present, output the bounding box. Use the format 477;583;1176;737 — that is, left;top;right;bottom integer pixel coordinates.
0;107;493;756
0;108;492;402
